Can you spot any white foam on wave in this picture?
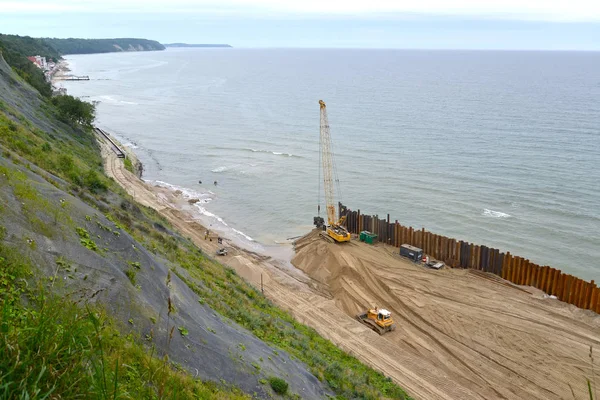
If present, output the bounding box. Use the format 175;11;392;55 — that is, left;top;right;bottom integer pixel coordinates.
122;142;139;149
232;228;254;242
211;164;254;175
482;209;511;218
211;166;230;173
247;148;296;158
146;179;257;246
149;180;213;204
95;95;138;106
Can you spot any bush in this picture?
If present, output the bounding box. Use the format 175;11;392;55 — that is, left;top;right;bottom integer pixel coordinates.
268;377;288;395
57;154;74;173
125;268;137;285
84;169;107;193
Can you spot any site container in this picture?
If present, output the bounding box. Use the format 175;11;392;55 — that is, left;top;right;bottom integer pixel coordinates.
364;232;378;244
400;244;423;262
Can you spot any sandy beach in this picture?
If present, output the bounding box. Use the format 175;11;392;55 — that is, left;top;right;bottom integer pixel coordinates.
97;130;600;400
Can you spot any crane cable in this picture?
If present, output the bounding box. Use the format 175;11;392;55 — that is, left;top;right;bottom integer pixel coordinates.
330;126;343;217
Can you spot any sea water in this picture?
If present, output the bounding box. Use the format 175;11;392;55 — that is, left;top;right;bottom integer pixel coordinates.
62;49;600;280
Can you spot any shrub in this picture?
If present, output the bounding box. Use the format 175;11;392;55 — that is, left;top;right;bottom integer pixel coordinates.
125;268;136;285
84;169;107;193
268;377;288;395
57;154;74;173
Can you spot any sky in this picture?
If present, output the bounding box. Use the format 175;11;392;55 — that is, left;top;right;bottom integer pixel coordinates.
1;0;600;49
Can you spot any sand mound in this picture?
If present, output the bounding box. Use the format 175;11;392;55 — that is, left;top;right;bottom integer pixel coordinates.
293;229;600;400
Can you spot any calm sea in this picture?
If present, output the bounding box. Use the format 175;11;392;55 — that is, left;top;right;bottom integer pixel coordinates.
62;49;600;280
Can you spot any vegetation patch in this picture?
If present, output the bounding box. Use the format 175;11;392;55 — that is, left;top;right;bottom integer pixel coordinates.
76;227;98;252
0;242;250;400
178;326;189;337
124;156;134;173
268;377;288;395
125;267;137;285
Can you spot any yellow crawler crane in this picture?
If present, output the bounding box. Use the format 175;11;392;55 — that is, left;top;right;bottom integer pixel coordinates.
356;307;396;335
315;100;351;243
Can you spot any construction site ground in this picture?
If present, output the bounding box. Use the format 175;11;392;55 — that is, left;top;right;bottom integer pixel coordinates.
99;133;600;400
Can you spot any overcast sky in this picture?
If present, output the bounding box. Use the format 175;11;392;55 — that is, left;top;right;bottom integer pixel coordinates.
1;0;599;49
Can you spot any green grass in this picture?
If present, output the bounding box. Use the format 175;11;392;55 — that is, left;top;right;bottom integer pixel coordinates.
0;241;251;400
0;109;110;196
123;156;134;173
76;226;99;252
125;267;137;285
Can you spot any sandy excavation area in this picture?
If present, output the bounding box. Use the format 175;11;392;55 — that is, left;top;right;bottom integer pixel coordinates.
293;232;600;400
98;132;600;400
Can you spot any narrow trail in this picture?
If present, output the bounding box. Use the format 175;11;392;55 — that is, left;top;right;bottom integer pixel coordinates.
98;133;600;400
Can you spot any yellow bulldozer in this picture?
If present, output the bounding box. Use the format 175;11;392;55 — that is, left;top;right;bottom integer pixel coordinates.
356;307;396;335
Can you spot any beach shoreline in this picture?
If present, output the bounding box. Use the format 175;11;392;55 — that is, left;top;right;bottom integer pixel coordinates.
97;128;297;262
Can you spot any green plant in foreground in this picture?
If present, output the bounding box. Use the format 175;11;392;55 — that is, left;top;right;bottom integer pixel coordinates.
268;377;288;395
0;242;250;400
178;326;189;337
125;268;137;285
76;227;99;252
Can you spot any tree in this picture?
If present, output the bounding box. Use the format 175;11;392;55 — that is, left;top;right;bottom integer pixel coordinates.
51;95;95;127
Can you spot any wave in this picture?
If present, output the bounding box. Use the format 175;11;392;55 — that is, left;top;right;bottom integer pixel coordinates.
149;180;214;204
482;209;511;219
211;166;230;173
245;148;300;158
95;95;138;106
210;164;257;175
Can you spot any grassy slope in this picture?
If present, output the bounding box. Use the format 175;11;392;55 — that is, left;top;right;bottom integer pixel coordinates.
0;56;411;399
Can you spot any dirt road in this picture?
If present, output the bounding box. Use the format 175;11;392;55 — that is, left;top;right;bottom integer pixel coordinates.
99;133;600;400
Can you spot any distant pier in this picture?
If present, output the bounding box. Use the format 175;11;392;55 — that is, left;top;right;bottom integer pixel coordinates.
55;75;90;81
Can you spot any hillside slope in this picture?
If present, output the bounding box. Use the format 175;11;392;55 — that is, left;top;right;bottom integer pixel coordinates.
0;53;328;398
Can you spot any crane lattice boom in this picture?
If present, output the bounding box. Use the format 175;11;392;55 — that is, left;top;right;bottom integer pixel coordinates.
319;100;336;226
316;100;350;243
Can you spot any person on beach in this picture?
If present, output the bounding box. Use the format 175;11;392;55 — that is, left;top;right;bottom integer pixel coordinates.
214;180;218;186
